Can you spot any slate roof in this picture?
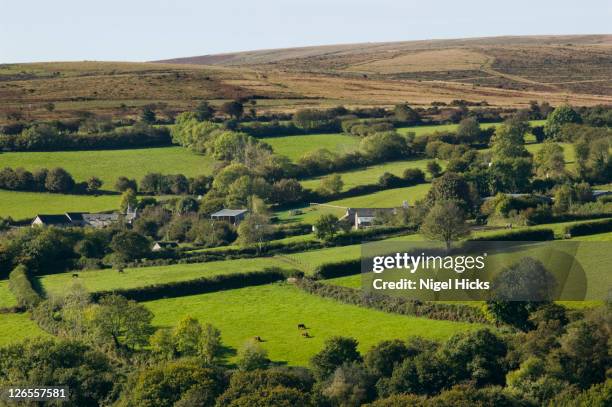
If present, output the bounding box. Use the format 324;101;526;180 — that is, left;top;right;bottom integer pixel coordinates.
34;214;72;225
211;209;248;217
154;241;179;248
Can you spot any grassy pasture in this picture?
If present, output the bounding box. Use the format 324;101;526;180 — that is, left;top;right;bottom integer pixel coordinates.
145;282;487;366
0;280;17;308
301;158;443;191
0;146;215;187
262;133;360;161
0;190;121;220
277;183;432;224
39;257;292;296
0;313;50;346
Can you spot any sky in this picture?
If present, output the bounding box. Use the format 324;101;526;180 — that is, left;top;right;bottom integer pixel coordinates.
1;0;611;63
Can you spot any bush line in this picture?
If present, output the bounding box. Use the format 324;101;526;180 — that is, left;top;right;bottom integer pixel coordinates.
91;268;301;302
8;265;42;309
469;228;555;242
296;278;488;324
564;218;612;237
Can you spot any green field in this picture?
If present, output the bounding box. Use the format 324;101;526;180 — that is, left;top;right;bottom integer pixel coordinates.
145;282;487;366
0;313;50;346
277;183;432;224
396;120;545;138
0;281;17;308
301;158;443;191
0;146;215;187
0;190;121;220
262;133;360;161
39;257;293;296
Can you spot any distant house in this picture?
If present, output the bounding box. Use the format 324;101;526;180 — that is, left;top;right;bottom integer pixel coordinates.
31;214;74;228
593;190;612;199
341;208;398;229
32;208;137;228
152;241;179;252
210;209;248;225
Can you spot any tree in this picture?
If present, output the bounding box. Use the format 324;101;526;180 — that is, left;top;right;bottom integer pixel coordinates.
393;104;420;124
420;200;470;251
140;106;156;124
317;174;344;196
195;101;214;121
360;132;410;161
402;168;425;185
115;176;138;192
119;188;138;213
544;105;581;139
0;339;117;407
44;167;75;193
490;118;530;160
441;329;507;386
220;100;244;119
236;213;272;252
86;294;154;350
535;142;566;178
310;336;362;380
322;361;375;406
426;161;442;178
86;176;103;194
314;214;340;240
426;172;477;213
120;359;225;407
237;340;269;371
548;314;610;389
364;339;411;378
109;230;150;261
150;328;176;360
199;323;223;364
271;178;304;204
456;117;481;143
488;158;533;194
175;196;199;215
173;315;203;357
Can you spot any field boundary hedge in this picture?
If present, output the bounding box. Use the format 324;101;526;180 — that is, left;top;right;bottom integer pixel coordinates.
8;265;42;309
469;228;555;242
91;267;300;302
564;218;612;237
296;278;488;324
0;126;171;152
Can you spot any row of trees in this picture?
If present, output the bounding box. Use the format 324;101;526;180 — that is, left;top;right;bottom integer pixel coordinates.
0;166;102;194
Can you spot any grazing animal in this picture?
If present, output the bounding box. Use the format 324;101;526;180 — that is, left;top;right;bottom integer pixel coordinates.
297;324;306;330
72;273;79;278
254;336;263;342
301;332;311;338
117;268;125;274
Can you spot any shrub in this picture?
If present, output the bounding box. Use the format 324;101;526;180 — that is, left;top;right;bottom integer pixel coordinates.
402;168;426;185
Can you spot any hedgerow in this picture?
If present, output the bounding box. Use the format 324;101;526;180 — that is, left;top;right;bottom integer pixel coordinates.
296;278;488;324
8;265;42;309
564;218;612;237
91;268;300;302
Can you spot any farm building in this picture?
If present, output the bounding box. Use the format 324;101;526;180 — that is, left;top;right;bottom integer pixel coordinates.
32;207;138;228
342;208;398;229
593;190;612;199
210;209;248;225
152;241;179;252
